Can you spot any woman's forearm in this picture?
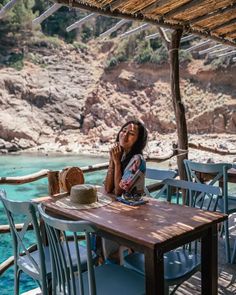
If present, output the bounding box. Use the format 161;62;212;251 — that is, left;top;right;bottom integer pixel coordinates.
104;161;115;193
114;162;123;196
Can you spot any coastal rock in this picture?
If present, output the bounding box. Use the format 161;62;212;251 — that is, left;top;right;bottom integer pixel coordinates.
0;40;235;158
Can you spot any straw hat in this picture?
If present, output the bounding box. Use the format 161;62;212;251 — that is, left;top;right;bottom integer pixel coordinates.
59;167;84;193
55;184;112;210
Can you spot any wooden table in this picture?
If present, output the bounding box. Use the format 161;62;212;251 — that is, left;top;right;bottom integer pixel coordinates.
42;188;227;295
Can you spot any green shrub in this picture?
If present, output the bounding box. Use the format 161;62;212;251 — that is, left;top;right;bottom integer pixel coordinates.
5;52;24;70
81;25;93;42
134;40;153;63
134;47;153;63
106;57;118;69
208;56;232;70
150;38;162;50
73;41;88;53
179;49;192;63
149;45;168;65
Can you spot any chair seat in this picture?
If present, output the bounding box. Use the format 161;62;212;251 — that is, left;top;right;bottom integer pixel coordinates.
19;242;96;280
124;249;201;283
69;264;145;295
18;246;51;279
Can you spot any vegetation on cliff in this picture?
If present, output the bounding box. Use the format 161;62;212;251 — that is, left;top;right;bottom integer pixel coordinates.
0;1;235;155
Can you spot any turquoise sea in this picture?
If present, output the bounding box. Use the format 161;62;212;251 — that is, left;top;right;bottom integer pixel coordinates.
0;153;109;295
1;155;234;294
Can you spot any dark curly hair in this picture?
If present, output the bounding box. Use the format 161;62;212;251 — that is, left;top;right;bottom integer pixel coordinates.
116;120;148;172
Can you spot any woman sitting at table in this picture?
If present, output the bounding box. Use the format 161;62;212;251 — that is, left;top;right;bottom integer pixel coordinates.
104;119;148;196
103;119;148;263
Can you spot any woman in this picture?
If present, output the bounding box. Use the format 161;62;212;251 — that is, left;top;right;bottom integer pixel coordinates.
104;119;148;196
103;120;147;263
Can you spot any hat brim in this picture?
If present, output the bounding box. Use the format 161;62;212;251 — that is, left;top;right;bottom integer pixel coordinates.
55;192;112;210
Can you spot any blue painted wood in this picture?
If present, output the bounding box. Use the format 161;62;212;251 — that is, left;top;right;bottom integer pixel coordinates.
0;189;93;295
123;177;223;294
0;189;49;295
184;160;236;263
146;168;177;181
145;168;178;200
38;204;145;295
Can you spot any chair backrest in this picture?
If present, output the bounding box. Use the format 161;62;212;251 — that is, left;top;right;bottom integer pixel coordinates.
184;160;232;212
145;168;178;200
0;189;47;289
163;178;222;210
38;204;97;295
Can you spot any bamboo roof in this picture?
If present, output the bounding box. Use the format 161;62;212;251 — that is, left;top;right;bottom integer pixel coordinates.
56;0;236;47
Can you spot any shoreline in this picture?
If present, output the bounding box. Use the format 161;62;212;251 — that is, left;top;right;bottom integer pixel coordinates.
1;133;236;170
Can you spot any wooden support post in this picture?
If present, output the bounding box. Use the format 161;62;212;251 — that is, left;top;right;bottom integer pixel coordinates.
169;29;188;190
47;171;60;196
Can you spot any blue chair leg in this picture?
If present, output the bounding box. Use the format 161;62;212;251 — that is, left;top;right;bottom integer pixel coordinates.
224;220;231;263
231;240;236;264
14;267;20;295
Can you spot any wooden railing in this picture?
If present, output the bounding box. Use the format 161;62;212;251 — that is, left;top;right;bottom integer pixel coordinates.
0;161;164;275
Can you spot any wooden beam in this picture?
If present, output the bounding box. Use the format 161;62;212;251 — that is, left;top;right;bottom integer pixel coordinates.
100;19;130;37
185;39;213;52
221;29;236;38
57;0;183;30
199;44;223;55
0;0;18;19
189;142;236;155
109;0;129;11
187;3;236;25
0;169;49;184
119;23;149;37
0;244;37;276
48;171;60;196
164;0;202;18
55;0;236;47
145;32;159;40
0;256;14;275
66;13;96;32
32;3;63;26
158;27;170;45
0;223;33;234
141;0;173;14
208;46;233;57
169;29;188;189
211;18;236;31
218;50;236;58
180;34;196;43
81;162;109;173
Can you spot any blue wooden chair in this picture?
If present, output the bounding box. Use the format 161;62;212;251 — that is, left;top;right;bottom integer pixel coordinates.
0;189;50;295
123;179;221;294
38;203;145;295
0;189;95;295
184;160;236;263
145;168;178;201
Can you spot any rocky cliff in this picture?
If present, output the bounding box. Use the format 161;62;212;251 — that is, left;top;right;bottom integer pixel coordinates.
0;38;236;155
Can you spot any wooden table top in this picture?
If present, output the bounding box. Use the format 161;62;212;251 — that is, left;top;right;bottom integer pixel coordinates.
41;187;227;250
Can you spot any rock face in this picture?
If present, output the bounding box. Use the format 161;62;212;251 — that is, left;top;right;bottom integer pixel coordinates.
0;39;236;154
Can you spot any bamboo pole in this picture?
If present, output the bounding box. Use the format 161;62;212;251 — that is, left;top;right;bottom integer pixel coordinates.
0;223;33;234
0;244;37;275
47;170;60;196
169;29;188;186
0;169;49;184
32;3;63;26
